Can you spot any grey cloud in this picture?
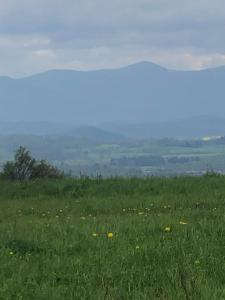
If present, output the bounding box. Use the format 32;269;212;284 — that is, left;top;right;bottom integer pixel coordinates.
0;0;225;76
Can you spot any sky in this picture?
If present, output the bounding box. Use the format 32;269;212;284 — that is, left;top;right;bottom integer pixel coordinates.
0;0;225;77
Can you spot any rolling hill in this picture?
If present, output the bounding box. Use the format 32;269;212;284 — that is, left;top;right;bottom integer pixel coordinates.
0;122;125;142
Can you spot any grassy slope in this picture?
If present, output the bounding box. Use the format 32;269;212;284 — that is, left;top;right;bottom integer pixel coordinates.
0;176;225;299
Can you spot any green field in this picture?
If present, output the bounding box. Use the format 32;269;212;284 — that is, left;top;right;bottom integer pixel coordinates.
1;176;225;299
1;134;225;177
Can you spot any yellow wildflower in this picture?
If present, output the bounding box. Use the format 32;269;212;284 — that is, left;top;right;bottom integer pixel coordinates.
180;221;188;225
164;226;172;233
107;232;114;238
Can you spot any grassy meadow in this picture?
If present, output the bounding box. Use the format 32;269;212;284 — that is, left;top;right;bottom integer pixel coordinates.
0;175;225;299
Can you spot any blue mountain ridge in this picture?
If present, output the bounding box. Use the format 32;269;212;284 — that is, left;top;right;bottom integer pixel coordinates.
1;61;225;137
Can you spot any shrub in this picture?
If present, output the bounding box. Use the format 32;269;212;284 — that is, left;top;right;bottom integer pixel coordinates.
1;161;17;181
30;160;63;179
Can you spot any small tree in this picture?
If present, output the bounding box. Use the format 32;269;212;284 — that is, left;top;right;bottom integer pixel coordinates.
14;147;35;181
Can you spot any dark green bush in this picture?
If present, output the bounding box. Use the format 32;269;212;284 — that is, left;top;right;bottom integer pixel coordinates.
30;159;63;179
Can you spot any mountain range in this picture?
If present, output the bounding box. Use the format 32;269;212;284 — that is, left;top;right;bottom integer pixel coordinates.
1;61;225;138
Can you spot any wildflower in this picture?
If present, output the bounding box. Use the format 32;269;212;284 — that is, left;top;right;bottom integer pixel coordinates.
135;246;140;249
92;233;98;237
107;232;114;238
138;212;144;215
9;251;14;255
180;221;188;225
164;226;172;233
55;215;59;218
122;209;126;212
59;209;63;213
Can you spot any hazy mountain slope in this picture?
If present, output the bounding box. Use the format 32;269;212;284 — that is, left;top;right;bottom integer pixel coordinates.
1;61;225;124
1;117;225;139
103;116;225;139
0;121;125;142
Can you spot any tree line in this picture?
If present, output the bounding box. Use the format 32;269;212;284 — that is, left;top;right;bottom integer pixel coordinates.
0;147;63;181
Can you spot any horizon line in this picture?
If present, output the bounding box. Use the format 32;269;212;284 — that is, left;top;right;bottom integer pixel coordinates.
1;60;225;80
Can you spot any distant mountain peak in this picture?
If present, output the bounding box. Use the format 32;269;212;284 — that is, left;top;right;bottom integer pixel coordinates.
120;61;168;72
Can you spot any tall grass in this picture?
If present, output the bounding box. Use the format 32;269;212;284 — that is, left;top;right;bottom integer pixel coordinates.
0;175;225;299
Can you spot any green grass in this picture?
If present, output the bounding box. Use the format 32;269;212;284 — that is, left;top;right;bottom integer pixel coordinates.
0;175;225;299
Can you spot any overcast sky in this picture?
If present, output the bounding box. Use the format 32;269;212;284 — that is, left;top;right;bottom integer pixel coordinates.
0;0;225;77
